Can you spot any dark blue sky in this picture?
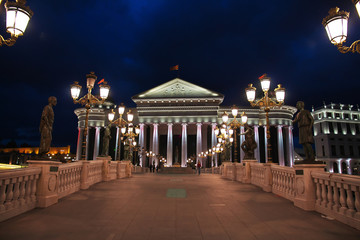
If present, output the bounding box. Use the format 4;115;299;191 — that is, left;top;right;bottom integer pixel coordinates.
0;0;359;151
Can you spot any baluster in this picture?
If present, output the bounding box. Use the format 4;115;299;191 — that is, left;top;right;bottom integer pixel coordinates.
346;185;355;217
354;187;360;214
0;180;6;212
315;179;321;206
31;176;37;202
333;183;340;212
321;180;327;207
5;180;14;210
327;182;333;210
12;177;20;207
19;178;26;206
339;184;347;214
25;177;31;203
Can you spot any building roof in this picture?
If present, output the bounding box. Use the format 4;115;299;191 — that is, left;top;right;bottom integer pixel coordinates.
132;78;224;101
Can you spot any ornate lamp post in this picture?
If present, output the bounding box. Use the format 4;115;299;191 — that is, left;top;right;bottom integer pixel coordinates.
322;2;360;54
229;106;248;162
121;110;140;161
70;72;110;160
245;73;285;163
108;103;126;161
0;0;33;46
215;110;248;162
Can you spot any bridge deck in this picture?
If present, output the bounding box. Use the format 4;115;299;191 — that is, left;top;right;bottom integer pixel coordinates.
0;173;359;240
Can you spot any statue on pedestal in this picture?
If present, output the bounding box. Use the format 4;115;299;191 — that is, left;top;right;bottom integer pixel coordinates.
124;142;130;160
100;124;111;156
293;101;316;164
240;124;257;160
39;96;57;156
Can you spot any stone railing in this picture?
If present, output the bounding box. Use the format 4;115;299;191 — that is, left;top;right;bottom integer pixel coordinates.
0;158;133;222
271;165;296;201
58;162;83;199
221;160;360;230
0;167;41;222
312;172;360;230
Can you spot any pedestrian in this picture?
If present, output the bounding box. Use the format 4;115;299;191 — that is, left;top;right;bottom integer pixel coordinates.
149;164;152;173
197;161;201;175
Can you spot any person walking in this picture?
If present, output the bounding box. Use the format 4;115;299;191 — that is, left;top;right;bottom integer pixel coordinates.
197;161;201;175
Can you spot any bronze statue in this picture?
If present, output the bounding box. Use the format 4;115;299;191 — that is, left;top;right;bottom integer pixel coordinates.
101;124;111;156
39;96;57;156
124;142;130;160
293;101;316;163
240;124;257;160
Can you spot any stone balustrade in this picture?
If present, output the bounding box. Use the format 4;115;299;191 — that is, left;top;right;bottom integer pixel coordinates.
58;162;83;199
312;172;360;230
271;165;296;201
0;159;132;222
220;160;360;230
0;167;41;222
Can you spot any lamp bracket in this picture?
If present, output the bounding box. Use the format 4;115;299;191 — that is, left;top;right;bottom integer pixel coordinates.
0;34;17;47
337;40;360;54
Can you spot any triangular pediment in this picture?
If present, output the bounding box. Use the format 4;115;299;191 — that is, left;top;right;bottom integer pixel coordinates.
132;78;224;100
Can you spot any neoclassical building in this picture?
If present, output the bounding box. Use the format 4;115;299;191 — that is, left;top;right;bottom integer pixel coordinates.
74;78;297;167
312;103;360;175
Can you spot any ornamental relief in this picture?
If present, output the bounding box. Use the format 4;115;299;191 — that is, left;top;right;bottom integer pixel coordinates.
163;84;192;96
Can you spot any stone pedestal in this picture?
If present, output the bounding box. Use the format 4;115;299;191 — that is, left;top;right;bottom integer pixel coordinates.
96;156;112;181
242;160;257;183
293;164;325;211
263;163;274;192
27;160;62;208
117;161;132;178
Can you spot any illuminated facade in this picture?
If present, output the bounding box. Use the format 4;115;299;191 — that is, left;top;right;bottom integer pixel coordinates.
75;78;297;167
0;146;71;155
312;103;360;174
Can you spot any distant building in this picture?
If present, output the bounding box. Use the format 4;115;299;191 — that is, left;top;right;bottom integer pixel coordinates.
312;103;360;175
74;78;297;168
0;146;71;155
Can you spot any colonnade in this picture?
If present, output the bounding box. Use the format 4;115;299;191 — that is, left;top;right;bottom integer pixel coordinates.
136;122;295;167
74;123;295;167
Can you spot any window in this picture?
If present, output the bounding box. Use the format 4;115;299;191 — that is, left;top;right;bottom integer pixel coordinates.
340;145;345;156
344;113;349;119
322;146;325;157
349;146;354;156
353;114;358;120
335;113;341;119
327;112;332;118
319;123;323;134
331;145;336;156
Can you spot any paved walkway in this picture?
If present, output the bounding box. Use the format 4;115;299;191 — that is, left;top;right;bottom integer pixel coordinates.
0;173;359;240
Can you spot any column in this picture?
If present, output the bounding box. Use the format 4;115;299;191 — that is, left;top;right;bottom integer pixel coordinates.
196;123;202;164
181;123;187;167
114;127;120;161
76;127;83;160
211;123;217;167
167;123;173;166
152;123;159;166
254;125;260;162
93;127;100;160
85;127;90;160
240;126;245;162
277;125;285;166
139;123;145;166
285;126;294;167
264;126;268;163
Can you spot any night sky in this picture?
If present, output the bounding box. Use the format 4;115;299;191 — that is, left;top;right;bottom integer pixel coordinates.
0;0;359;152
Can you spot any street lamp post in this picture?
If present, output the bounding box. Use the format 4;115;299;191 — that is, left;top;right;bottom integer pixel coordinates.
0;0;33;46
121;110;140;161
70;72;110;160
322;2;360;54
245;73;285;163
108;103;126;161
229;106;248;162
214;110;248;162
